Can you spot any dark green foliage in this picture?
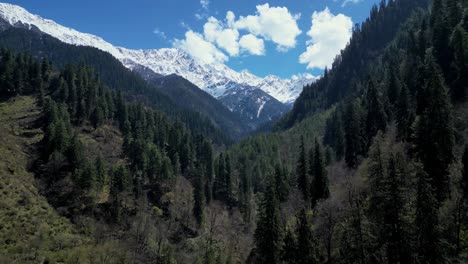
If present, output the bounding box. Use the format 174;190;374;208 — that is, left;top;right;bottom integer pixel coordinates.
254;182;282;264
344;101;364;168
310;139;329;206
295;209;320;264
297;136;310;201
0;27;232;144
193;164;205;225
365;78;387;147
214;152;234;206
395;84;414;140
367;134;412;263
413;51;454;201
323;109;345;160
274;164;289;202
415;166;444;263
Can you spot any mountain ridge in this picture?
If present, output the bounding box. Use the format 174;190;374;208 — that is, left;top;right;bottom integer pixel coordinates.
0;2;318;105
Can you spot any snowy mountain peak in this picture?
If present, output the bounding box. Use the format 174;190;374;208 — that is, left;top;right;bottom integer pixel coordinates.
0;2;318;104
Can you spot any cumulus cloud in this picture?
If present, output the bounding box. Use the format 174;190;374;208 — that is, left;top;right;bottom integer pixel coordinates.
299;7;352;70
173;30;228;65
234;4;301;51
173;4;302;64
204;17;240;56
239;34;265;55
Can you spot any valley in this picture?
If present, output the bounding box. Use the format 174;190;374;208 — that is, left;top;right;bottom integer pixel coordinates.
0;0;467;263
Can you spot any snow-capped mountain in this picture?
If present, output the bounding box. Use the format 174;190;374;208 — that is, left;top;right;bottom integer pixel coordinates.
0;3;317;105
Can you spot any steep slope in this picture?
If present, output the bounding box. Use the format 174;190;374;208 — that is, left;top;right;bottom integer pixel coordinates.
279;0;430;129
0;96;91;262
144;72;251;137
0;3;317;105
219;84;289;128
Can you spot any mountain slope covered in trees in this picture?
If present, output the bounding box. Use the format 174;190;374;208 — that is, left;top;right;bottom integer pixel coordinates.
0;25;243;143
1;0;468;263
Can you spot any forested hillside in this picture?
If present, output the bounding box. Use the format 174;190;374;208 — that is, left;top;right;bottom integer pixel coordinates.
224;0;468;263
1;0;468;263
0;26;236;143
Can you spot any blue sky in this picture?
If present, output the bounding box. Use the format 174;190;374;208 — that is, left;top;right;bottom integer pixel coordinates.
6;0;380;78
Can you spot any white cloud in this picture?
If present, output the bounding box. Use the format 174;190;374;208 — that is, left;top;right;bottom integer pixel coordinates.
173;5;301;65
204;17;240;56
173;30;228;65
239;34;265;55
153;28;167;39
299;7;353;70
234;4;301;51
341;0;363;7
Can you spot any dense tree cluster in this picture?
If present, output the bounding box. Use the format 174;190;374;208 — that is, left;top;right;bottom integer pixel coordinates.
250;0;468;263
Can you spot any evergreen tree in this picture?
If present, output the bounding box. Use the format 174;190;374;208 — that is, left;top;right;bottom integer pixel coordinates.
311;139;329;206
295;209;320;264
414;52;454;201
297;136;310;201
323;109;345;160
91;104;105;128
450;25;468;101
254;181;282;264
193;165;205;226
344;101;363;168
95;155;106;189
415;165;444;264
281;228;297;263
77;160;96;190
274;164;289;202
396;84;414;140
365;78;387;147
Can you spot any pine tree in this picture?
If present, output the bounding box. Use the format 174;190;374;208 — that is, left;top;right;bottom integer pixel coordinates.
254;181;282;264
323;109;345;160
77;160;96;190
274;164;289;202
295;209;320;264
91;104;105;128
225;153;233;206
67;134;84;170
396;84;414;140
281;228;297;263
414;52;454;201
95;155;106;189
297;136;310;201
365;79;387;147
450;25;468;101
344;101;363;168
193;164;205;226
311;139;329;206
214;153;226;201
387;68;401;105
415;165;444;264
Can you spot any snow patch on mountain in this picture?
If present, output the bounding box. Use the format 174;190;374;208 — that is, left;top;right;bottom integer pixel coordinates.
0;2;318;104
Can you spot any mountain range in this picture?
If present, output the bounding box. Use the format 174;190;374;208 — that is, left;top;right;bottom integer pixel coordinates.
0;3;318;128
